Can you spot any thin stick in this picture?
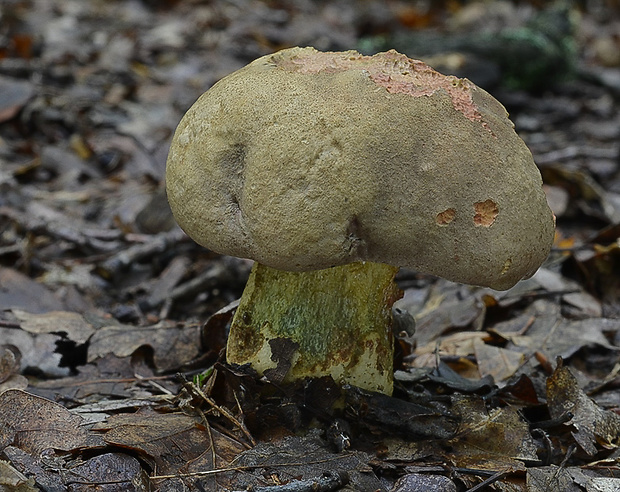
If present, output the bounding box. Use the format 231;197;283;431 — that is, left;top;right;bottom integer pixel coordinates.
150;455;355;480
184;378;257;447
465;469;509;491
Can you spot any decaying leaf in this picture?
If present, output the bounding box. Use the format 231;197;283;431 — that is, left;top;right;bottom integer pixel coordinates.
492;299;618;361
28;353;175;403
88;320;201;371
383;395;538;473
0;459;38;492
527;465;580;491
392;473;457;492
219;433;384;491
345;385;459;440
528;465;620;491
0;345;27;394
94;409;247;490
0;389;105;456
446;396;539;470
0;268;66;314
411;282;485;346
0;345;21;384
61;452;146;490
12;309;96;343
547;361;620;455
473;337;525;383
0;76;35;123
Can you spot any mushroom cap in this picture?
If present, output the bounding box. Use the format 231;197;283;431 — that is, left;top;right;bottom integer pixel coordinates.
166;47;555;291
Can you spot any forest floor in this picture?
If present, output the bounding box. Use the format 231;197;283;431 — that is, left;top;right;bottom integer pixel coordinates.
1;1;620;490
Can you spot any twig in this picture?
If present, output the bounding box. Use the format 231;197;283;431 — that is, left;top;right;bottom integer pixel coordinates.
465;469;509;491
134;372;174;395
0;320;21;328
150;456;355;480
165;262;230;302
535;145;619;165
196;407;217;468
99;229;185;277
181;376;257;447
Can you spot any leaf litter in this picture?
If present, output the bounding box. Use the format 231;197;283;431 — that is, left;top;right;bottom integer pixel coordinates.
1;0;620;490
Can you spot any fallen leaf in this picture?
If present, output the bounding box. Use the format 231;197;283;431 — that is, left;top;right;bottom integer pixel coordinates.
392;473;457;492
0;76;34;122
492;299;618;362
95;409;246;490
28;353;173;403
527;465;579;491
345;385;459;440
413;283;484;346
0;374;29;394
88;320;201;372
547;361;620;455
220;433;384;491
0;345;21;384
0;389;105;456
0;458;38;492
12;309;96;344
383;396;538;473
0;322;70;377
414;331;487;358
445;396;539;470
0;267;66;314
474;338;525;383
62;452;145;490
569;467;620;490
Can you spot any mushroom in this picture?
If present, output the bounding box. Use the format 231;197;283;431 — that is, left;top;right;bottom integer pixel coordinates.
166;47;555;395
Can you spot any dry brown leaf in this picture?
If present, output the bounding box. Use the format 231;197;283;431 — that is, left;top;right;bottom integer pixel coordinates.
95;410;244;467
446;397;539;470
527;466;580;491
0;268;66;314
547;362;620;455
0;459;38;492
0;345;21;384
532;268;603;317
492;299;618;361
63;452;145;490
528;465;620;491
87;321;201;372
12;309;96;343
414;331;487;357
28;353;166;403
220;434;384;491
383;396;538;473
0;389;105;456
412;282;484;346
474;338;525;383
94;409;246;490
0;374;29;394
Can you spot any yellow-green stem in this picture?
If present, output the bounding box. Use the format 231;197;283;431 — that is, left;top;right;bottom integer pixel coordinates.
227;261;401;394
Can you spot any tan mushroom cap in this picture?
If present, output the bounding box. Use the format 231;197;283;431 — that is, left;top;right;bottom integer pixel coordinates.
166;47;555;291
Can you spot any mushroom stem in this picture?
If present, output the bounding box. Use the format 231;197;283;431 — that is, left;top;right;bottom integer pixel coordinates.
227;261;402;395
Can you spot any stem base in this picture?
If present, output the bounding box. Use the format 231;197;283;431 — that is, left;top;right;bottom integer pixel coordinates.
227;261;401;394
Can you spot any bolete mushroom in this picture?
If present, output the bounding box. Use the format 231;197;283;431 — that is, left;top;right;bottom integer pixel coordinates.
166;47;555;395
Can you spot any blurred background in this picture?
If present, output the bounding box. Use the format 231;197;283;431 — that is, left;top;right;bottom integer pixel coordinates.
1;0;619;322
